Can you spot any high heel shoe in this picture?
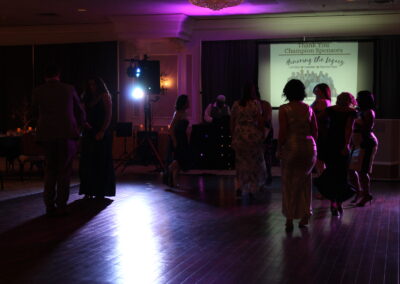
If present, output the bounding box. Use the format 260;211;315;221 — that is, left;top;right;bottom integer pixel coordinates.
356;194;373;207
350;192;362;204
337;203;343;215
331;206;340;217
299;217;309;228
285;220;294;232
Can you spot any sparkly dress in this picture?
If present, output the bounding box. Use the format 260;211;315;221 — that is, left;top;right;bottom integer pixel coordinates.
280;103;316;219
231;100;266;193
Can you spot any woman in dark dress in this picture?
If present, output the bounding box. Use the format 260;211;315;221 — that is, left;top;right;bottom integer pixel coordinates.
79;77;116;199
255;89;273;185
315;92;357;216
167;94;191;188
311;83;331;178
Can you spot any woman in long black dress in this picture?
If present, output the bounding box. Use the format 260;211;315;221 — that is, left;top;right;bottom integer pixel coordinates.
79;77;116;199
255;88;273;185
315;92;357;216
168;94;191;188
311;83;331;178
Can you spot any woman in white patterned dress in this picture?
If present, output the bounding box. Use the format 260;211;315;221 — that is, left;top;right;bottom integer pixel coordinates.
231;83;266;199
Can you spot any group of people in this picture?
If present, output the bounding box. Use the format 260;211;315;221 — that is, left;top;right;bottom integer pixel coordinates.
279;80;378;231
166;88;274;189
167;79;378;232
312;84;378;210
33;65;116;216
33;65;378;227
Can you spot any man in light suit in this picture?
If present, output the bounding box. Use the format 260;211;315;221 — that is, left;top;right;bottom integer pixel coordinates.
32;65;86;216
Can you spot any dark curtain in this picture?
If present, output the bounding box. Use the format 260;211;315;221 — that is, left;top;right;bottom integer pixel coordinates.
0;46;33;132
375;37;400;118
201;40;258;111
34;41;118;124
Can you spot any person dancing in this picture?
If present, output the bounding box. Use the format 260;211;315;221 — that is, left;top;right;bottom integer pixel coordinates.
279;79;317;230
231;83;266;199
255;89;273;185
349;91;378;206
311;83;331;179
315;92;357;216
167;94;191;188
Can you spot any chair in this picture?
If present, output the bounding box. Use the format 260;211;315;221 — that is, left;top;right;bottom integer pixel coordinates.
0;136;22;189
18;133;45;180
0;136;21;172
0;171;3;190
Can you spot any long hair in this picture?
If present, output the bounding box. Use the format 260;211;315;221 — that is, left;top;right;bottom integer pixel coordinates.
175;94;188;111
239;82;257;107
82;77;109;105
313;83;331;101
357;90;375;110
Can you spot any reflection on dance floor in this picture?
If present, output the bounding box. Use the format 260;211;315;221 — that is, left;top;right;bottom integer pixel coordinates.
0;174;398;283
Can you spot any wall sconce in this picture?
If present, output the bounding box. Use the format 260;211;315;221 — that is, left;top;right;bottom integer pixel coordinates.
160;72;170;95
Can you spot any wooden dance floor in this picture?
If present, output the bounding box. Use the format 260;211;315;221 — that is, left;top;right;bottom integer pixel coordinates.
0;174;398;284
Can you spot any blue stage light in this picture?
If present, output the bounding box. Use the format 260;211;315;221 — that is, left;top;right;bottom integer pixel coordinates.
131;86;144;100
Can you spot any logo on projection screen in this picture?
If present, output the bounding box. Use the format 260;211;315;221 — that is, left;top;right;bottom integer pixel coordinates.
269;42;358;107
287;69;338;99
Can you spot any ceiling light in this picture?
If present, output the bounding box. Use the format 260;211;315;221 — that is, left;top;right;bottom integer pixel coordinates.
188;0;244;11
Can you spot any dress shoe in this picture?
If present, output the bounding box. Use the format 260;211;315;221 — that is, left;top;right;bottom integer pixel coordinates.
357;194;373;207
299;217;309;228
285;220;294;232
331;207;340;217
45;207;57;217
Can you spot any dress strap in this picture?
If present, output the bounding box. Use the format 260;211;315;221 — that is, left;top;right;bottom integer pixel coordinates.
307;105;313;122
